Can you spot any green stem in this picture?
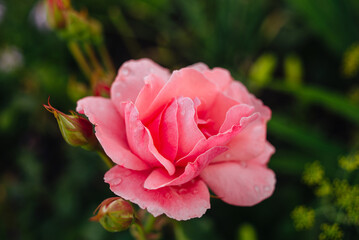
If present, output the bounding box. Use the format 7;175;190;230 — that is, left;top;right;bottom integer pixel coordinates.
97;150;115;169
172;221;189;240
144;214;156;233
68;42;92;81
84;43;103;73
131;219;147;240
98;44;115;77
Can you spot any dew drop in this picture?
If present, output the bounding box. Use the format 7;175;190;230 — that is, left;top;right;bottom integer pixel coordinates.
225;153;231;159
178;188;188;194
240;161;247;168
116;93;121;98
254;185;260;193
122;68;130;75
263;186;271;192
112;178;122;185
192;189;199;194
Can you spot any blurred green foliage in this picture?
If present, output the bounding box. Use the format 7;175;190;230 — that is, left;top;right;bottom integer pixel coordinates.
0;0;358;239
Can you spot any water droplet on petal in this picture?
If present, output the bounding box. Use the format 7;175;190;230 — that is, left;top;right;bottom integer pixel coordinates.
122;68;130;76
112;178;122;185
240;161;247;168
116;93;121;97
254;185;260;193
192;189;199;194
178;188;188;194
263;186;271;192
225;153;231;159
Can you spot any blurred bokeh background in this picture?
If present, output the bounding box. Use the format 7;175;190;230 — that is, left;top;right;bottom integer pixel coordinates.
1;0;359;239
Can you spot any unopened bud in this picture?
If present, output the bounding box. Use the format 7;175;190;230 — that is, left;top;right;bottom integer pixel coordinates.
93;82;110;98
46;0;71;29
44;99;98;150
91;197;134;232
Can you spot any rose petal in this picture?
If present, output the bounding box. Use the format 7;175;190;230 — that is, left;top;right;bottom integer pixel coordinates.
203;68;233;91
122;102;176;175
176;112;259;167
219;104;255;133
200;162;276;206
158;99;179;161
76;97;149;170
187;62;210;72
252;142;275;165
213;117;267;163
135;73;166;119
250;95;272;122
223;81;251;103
141;68;219;123
223;81;271;122
198;92;239;134
176;97;206;158
144;146;227;189
111;58;170;112
105;165;210;220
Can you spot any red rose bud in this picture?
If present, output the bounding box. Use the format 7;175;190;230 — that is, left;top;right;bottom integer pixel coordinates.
46;0;71;29
93;82;111;98
44;100;98;150
90;197;135;232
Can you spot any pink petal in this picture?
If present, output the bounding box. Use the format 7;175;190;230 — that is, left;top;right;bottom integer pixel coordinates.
200;162;276;206
212;117;267;163
252;142;275;165
250;95;272;122
202;68;233;91
122;102;176;175
76;97;149;170
219;104;255;133
223;81;252;104
198;93;239;134
111;59;170;112
176;113;259;167
187;62;210;72
176;97;206;158
135;73;166;119
158;100;179;161
105;165;210;220
223;81;271;122
144;146;227;189
141;68;219;123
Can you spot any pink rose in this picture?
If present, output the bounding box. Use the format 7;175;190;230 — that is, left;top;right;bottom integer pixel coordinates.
77;59;275;220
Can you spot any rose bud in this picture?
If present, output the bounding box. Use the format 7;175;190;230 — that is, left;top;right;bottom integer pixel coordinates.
46;0;71;29
90;197;135;232
44;100;98;150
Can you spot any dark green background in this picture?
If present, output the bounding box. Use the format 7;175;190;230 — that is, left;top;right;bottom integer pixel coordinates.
0;0;358;239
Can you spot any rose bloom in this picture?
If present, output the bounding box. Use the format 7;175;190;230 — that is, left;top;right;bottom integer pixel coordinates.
77;59;275;220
